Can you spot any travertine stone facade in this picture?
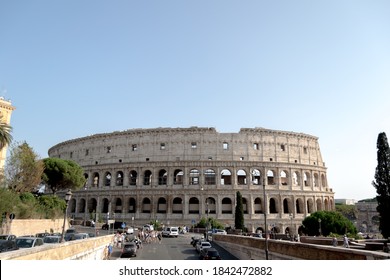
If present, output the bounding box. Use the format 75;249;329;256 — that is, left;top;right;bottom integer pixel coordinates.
48;127;334;233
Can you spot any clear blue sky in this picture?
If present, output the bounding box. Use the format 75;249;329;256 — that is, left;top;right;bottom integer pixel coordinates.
1;1;390;201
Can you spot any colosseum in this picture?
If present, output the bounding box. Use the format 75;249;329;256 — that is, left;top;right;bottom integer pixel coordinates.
48;127;334;234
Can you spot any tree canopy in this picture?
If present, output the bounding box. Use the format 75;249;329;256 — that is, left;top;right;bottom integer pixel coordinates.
302;211;357;236
372;132;390;238
5;142;44;193
0;122;13;149
42;157;86;194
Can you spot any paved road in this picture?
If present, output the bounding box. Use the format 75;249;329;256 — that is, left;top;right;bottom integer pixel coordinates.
110;233;238;260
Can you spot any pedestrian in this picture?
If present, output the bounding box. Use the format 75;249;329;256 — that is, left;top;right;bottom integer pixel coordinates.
332;237;338;247
108;243;113;260
343;235;349;248
157;232;162;244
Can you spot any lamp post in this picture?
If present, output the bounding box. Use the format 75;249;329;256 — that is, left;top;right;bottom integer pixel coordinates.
263;178;269;260
289;213;293;241
60;189;72;242
206;197;210;241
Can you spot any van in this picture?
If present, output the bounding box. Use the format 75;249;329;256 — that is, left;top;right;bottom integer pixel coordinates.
162;226;179;237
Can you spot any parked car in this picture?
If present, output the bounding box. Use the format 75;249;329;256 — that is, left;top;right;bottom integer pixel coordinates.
211;229;227;235
43;235;61;244
36;232;50;238
162;226;179;237
0;234;16;241
191;236;204;247
65;228;77;234
15;237;44;248
196;241;212;253
121;242;137;257
199;247;221;260
73;233;89;240
0;239;19;253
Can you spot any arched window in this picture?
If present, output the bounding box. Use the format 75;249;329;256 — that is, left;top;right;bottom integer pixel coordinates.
254;198;263;213
174;169;184;185
172;197;183;213
267;170;275;185
269;198;278;213
104;172;112;186
280;170;288;185
222;197;233;214
158;169;168;185
144;170;152;185
220;169;232;185
128;198;136;213
237;170;247;185
142;197;151;213
157;197;167;213
251;169;261;185
129;170;137;186
189;197;199;214
116;171;124;186
189;169;200;185
204;169;216;185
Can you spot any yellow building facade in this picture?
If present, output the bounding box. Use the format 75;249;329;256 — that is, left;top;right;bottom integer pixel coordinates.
0;97;15;170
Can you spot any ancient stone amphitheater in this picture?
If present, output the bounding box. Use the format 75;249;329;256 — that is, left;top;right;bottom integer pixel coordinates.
48;127;334;234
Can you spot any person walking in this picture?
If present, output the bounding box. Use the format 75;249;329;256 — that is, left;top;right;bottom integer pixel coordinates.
343;235;349;248
107;243;113;260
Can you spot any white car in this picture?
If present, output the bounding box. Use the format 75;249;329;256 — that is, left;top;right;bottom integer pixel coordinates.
196;241;212;252
212;229;227;235
162;227;179;237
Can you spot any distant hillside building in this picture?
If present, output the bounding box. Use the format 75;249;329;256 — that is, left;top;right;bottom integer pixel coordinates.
0;97;15;170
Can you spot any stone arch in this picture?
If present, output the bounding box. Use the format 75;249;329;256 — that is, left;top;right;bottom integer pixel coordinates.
280;170;288;185
313;173;319;187
221;169;232;185
93;172;99;188
222;197;233;214
269;197;278;213
104;172;112;186
283;198;292;213
296;198;304;214
116;171;124;186
142;197;151;213
128;197;136;213
172;197;183;213
189;169;200;185
189;197;199;214
242;197;248;214
254;197;263;213
204;168;216;185
114;197;122;213
173;169;184;185
157;197;167;213
88;198;97;214
251;169;261;185
129;170;137;186
78;198;86;213
143;170;152;185
158;169;168;185
237;169;247;185
306;198;314;213
101;198;109;213
303;171;311;186
267;170;275;185
205;197;216;214
316;198;322;211
292;171;300;186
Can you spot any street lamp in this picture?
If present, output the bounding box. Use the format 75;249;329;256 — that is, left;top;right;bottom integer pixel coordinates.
206;197;210;241
60;189;72;242
263;178;269;260
289;213;293;241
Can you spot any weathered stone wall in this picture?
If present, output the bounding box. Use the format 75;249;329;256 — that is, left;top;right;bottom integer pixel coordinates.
1;219;70;237
213;234;390;260
0;235;113;260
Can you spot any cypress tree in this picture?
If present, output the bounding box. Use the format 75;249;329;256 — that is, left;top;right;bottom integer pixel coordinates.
235;191;245;230
372;132;390;238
